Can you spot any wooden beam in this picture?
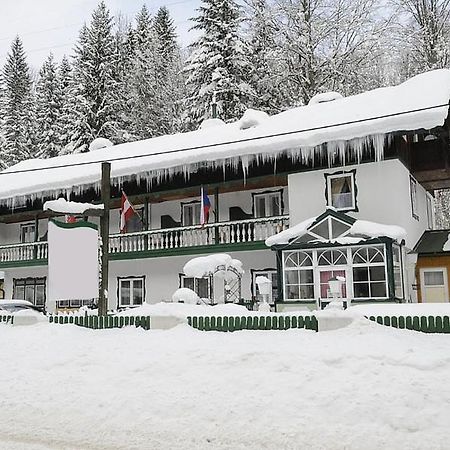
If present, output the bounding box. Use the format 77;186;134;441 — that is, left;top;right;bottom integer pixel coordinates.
99;162;110;316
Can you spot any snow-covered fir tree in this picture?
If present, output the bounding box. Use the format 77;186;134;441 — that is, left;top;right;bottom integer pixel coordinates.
0;36;36;167
245;0;286;114
184;0;256;127
70;1;119;151
35;53;63;158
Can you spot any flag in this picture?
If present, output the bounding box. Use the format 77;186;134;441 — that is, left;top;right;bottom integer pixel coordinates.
200;186;211;226
120;191;135;233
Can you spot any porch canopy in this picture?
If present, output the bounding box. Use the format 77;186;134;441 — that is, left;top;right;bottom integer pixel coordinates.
266;210;407;303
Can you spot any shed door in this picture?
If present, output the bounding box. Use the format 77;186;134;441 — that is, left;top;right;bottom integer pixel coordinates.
420;268;449;303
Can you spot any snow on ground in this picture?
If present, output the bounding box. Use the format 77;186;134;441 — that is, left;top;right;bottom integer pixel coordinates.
1;320;450;450
350;302;450;317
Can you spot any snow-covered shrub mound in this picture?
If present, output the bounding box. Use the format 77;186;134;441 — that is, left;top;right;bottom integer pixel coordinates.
172;288;201;305
239;109;269;130
308;91;343;105
89;137;114;151
199;118;226;130
183;253;243;279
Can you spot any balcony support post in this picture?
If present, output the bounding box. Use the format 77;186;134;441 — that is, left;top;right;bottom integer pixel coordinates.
214;187;219;244
33;215;39;259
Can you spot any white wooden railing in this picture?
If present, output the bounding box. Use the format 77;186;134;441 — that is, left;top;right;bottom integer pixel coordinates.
109;215;289;254
0;241;48;263
0;216;289;263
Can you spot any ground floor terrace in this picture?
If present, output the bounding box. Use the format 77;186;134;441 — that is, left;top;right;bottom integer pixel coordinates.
1;319;449;450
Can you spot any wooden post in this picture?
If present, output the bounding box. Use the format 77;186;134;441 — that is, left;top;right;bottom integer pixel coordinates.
33;215;39;259
214;187;219;244
99;162;110;316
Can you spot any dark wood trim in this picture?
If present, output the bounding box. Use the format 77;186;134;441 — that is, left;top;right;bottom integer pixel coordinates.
116;275;146;309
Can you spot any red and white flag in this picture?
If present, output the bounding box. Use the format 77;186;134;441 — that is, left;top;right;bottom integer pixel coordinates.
120;191;135;233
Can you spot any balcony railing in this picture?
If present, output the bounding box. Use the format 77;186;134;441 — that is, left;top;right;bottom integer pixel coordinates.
109;215;289;254
0;216;289;264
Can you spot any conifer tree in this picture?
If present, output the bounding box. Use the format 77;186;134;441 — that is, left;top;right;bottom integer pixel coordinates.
35;53;63;158
70;1;118;151
57;55;76;153
184;0;255;127
1;36;35;167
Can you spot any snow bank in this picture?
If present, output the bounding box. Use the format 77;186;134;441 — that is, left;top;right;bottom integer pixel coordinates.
115;302;253;318
349;220;406;242
183;253;244;278
239;109;269;130
172;288;201;304
2;70;450;206
308;91;343;105
89;137;113;151
43;198;104;215
1;319;450;449
199;118;226;129
350;302;450;317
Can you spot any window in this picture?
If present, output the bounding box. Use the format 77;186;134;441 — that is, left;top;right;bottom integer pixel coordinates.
118;277;144;307
13;277;46;307
180;275;211;299
252;270;278;303
352;247;387;298
393;245;403;299
426;194;434;229
253;191;282;218
326;172;356;211
283;251;314;300
20;223;35;243
126;206;144;233
57;299;93;309
182;202;201;226
410;176;419;220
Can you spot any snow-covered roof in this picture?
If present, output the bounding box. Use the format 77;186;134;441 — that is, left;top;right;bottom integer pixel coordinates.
2;69;450;207
43;198;104;215
266;213;406;246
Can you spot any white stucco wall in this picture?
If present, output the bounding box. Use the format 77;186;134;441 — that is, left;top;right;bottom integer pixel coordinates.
288;159;430;249
2;249;277;310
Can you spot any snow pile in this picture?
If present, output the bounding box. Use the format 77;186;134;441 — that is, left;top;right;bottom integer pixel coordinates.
349;220;406;243
265;216;317;246
2;70;450;206
183;253;244;278
350;302;450;317
239;109;269;130
172;288;201;304
43;198;104;215
1;321;450;449
115;301;253;318
308;91;343;105
199;118;226;129
89;137;113;151
443;233;450;251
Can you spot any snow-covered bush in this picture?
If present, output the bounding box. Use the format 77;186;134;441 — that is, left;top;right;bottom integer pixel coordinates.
172;288;201;305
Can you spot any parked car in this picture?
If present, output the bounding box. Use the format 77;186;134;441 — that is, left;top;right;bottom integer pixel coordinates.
0;300;44;314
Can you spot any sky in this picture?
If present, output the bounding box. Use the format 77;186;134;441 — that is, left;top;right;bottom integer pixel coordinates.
0;0;201;70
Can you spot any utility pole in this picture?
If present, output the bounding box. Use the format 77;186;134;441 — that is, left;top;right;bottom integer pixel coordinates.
99;162;110;316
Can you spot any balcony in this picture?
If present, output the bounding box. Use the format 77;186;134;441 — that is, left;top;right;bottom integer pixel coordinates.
0;216;289;267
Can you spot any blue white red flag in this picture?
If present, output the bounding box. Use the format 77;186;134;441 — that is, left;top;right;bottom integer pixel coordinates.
200;186;211;225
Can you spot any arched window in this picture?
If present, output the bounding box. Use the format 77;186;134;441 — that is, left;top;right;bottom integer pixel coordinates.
283;251;314;300
317;249;347;266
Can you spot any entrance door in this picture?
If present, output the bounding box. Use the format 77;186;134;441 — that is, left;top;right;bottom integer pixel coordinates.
319;269;347;299
420;268;449;303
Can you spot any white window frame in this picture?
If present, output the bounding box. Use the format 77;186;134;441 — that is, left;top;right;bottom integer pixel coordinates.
253;191;282;218
182;201;201;226
252;269;278;304
180;274;212;300
20;223;36;243
426;194;434;229
13;277;46;307
410;176;419;220
118;276;145;308
420;267;449;303
326;172;356;211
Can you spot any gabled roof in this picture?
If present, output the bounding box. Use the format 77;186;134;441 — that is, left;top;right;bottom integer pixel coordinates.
1;69;450;207
413;230;450;255
266;209;407;247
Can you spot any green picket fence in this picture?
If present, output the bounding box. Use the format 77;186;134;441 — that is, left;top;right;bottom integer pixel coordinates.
0;315;14;325
48;314;151;330
367;315;450;333
187;315;318;332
